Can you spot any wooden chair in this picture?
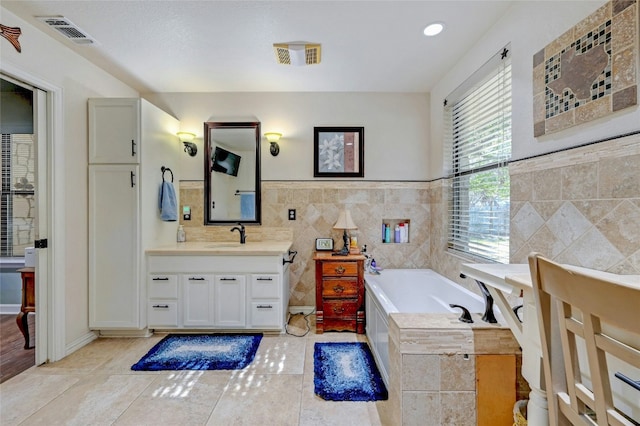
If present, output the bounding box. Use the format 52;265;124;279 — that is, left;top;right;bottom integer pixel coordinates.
528;253;640;426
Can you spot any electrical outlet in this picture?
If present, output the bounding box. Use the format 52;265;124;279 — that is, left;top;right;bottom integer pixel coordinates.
288;209;296;220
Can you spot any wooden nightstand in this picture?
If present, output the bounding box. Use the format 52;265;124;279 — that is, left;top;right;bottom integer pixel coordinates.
16;267;35;349
314;252;365;333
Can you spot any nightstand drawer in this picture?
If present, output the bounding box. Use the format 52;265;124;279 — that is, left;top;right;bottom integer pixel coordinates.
321;262;358;277
322;279;358;298
322;300;360;319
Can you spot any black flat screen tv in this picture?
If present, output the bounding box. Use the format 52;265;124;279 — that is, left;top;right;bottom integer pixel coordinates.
212;146;241;177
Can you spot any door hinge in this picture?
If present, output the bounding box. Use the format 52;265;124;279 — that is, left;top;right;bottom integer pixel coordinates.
34;238;48;248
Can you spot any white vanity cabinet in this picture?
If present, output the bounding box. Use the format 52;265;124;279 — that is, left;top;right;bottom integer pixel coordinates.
183;274;215;326
88;98;180;331
214;275;246;327
249;274;282;328
148;274;179;327
146;244;292;332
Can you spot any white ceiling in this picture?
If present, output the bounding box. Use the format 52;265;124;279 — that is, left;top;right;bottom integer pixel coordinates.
3;1;516;93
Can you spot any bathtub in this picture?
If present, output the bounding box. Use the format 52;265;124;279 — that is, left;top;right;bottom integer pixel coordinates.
364;269;486;386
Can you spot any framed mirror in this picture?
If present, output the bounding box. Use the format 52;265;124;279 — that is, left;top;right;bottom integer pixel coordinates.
204;121;261;225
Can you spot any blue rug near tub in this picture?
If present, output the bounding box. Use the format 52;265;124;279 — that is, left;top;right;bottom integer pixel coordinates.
131;333;262;371
313;342;388;401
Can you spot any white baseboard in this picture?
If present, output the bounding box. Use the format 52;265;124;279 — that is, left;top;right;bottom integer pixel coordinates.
65;331;98;357
288;306;315;315
0;304;20;315
96;329;153;338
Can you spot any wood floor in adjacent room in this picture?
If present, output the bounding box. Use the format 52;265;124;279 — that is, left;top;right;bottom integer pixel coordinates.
1;314;35;384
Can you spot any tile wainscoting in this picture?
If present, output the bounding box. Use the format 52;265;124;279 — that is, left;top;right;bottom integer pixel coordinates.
180;181;432;307
509;132;640;274
180;132;639;310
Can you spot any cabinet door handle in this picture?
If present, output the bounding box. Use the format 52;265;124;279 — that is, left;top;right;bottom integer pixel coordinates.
152;304;169;309
220;277;237;281
131;139;136;157
152;277;169;281
333;285;344;294
333;307;345;314
257;277;273;281
188;277;205;281
257;305;273;309
130;171;136;187
334;265;345;275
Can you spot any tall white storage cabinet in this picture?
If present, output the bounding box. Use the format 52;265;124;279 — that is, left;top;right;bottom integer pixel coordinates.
89;98;180;331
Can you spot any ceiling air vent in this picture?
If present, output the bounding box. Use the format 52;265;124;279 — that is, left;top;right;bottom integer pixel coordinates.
37;16;97;45
273;43;321;66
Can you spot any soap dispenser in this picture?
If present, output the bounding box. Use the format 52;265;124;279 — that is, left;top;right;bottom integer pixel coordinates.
177;225;186;243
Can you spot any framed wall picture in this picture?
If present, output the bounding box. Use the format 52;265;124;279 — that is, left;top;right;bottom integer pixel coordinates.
315;238;334;251
314;127;364;178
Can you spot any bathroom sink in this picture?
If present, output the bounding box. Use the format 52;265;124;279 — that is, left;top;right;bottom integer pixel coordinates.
204;243;242;248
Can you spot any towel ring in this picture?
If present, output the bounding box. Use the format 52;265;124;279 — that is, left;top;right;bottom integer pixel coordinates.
161;166;173;182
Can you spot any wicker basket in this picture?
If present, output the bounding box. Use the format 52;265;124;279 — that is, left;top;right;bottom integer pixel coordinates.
513;400;528;426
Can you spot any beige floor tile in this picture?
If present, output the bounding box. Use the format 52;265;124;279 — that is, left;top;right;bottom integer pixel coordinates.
114;371;231;425
0;374;81;426
298;377;380;426
206;373;303;426
20;374;156;425
1;331;385;426
244;335;307;375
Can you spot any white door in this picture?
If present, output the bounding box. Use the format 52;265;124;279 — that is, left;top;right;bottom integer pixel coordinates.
214;275;246;327
33;87;48;364
183;275;214;326
88;164;140;328
88;98;140;164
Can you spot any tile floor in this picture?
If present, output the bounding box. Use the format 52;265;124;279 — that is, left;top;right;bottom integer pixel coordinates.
0;321;384;426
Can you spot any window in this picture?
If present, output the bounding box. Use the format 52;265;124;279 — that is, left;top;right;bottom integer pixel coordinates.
1;134;36;257
445;47;511;263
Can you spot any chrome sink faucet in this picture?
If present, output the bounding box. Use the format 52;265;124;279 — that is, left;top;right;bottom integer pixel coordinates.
230;222;246;244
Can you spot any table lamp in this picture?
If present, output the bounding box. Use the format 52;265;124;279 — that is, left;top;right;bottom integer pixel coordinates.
333;210;357;255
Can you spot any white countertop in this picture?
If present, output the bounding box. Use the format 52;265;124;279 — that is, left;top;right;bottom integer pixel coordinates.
461;262;639;292
146;241;293;256
460;263;530;294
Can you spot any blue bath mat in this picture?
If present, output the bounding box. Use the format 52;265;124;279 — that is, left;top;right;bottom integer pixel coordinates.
314;342;388;401
131;333;262;371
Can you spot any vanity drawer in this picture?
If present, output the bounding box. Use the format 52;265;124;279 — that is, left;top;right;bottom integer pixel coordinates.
322;299;360;319
322;278;358;298
148;275;178;298
148;301;178;327
321;262;358;277
249;301;281;328
250;274;281;299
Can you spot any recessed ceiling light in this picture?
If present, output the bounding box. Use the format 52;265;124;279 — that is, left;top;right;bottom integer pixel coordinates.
423;22;445;37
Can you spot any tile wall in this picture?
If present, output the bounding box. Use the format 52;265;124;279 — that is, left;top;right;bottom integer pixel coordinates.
181;181;432;307
180;132;640;308
509;132;639;273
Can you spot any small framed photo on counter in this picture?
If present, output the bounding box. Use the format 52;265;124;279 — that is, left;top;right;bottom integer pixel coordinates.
315;238;334;251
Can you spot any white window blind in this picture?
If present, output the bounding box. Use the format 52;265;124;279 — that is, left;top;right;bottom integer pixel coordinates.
445;47;511;263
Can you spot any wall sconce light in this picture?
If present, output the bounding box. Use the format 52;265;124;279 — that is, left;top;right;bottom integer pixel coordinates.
264;132;282;156
177;132;197;157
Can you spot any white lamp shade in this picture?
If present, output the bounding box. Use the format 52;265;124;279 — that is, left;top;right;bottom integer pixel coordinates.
264;132;282;143
333;210;357;230
177;131;196;142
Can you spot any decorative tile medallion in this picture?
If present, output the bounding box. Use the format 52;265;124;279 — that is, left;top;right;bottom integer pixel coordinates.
533;0;638;137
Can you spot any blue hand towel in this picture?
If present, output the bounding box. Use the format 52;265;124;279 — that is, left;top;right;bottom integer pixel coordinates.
159;181;178;221
240;193;255;220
